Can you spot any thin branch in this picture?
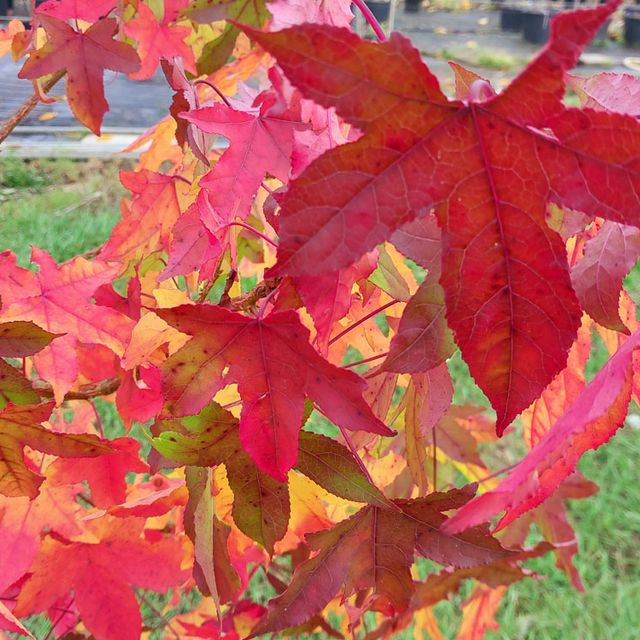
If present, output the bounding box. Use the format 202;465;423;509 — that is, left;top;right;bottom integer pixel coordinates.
0;70;66;144
217;268;237;307
90;399;105;438
256;286;279;319
229;277;282;312
220;221;278;248
328;300;399;346
352;0;386;41
476;462;519;484
32;376;121;400
138;592;181;640
338;424;375;486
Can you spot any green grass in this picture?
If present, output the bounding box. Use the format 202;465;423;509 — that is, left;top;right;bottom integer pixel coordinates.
486;424;640;640
0;157;127;265
438;47;521;71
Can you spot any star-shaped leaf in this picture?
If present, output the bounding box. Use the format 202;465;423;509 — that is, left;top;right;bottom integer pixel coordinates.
157;304;392;481
239;0;640;434
18;16;140;134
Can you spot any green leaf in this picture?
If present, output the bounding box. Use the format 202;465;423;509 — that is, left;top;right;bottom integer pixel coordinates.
184;466;240;607
153;401;289;553
0;359;39;410
296;431;394;510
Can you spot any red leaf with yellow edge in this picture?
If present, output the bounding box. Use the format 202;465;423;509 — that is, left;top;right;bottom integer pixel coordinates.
47;437;149;508
100;170;188;266
249;486;512;636
0;403;110;499
18;16;140;134
158;304;392;481
456;585;506;640
521;317;591;449
443;327;640;534
240;0;640;434
14;516;189;640
123;0;196;81
0;249;135;357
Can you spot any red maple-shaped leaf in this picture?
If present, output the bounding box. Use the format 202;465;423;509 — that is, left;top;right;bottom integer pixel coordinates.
99;170;187;265
18;16;140;134
47;437;149;508
123;0;196;80
249;486;512;636
157;304;392;481
0;249;134;357
0;482;86;593
443;327;640;534
36;0;116;22
13;516;189;640
240;0;640;433
182;93;306;234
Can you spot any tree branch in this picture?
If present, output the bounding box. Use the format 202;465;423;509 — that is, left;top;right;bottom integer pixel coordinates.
32;376;120;400
0;70;66;144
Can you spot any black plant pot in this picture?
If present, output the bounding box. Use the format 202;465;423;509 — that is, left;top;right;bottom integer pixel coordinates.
522;10;555;44
625;8;640;47
365;1;390;22
500;6;524;32
405;0;421;13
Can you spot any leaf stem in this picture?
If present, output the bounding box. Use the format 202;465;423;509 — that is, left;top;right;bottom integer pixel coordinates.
340;424;375;486
216;268;237;307
42;596;74;640
194;79;233;108
328;300;399;346
476;462;519;484
351;0;386;41
432;428;437;491
220;221;279;248
138;591;181;640
256;286;280;319
343;352;389;368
